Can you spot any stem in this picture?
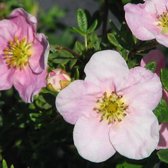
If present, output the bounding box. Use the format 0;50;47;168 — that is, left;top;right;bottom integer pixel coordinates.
84;35;88;49
102;0;109;38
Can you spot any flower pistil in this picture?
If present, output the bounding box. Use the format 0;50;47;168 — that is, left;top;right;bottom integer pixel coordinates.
94;92;128;124
3;37;32;69
157;11;168;33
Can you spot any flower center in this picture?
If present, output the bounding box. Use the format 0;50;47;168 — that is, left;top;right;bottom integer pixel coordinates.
94;92;128;124
3;37;32;69
157;12;168;33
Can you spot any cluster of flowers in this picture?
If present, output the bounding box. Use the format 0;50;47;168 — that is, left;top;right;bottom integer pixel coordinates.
0;0;168;163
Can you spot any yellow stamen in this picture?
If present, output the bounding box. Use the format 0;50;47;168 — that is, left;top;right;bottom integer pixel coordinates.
3;37;32;69
93;92;128;124
157;11;168;33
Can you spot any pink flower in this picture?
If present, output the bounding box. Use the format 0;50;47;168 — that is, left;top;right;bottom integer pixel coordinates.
140;49;168;150
47;69;71;92
124;0;168;47
0;8;49;103
56;50;162;162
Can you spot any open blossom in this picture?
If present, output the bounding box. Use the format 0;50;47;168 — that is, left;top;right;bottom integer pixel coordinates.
124;0;168;47
0;8;49;102
56;50;162;162
140;49;168;150
47;68;71;92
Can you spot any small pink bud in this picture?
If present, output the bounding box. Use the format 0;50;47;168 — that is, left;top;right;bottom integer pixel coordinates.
47;69;71;92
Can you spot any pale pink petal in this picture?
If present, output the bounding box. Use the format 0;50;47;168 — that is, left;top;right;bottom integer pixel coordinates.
157;123;168;149
29;33;49;73
9;8;37;42
73;116;116;162
13;67;47;103
84;50;129;90
56;80;101;124
124;3;157;40
0;20;17;53
109;108;159;159
156;34;168;48
0;62;14;90
145;0;168;15
121;67;162;110
140;49;165;75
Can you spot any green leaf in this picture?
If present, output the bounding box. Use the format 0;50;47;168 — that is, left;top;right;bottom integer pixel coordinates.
161;69;168;91
77;9;88;32
154;99;168;122
74;41;85;53
157;149;168;163
107;33;122;50
10;165;14;168
116;161;143;168
71;27;85;36
2;159;8;168
69;59;77;69
145;61;157;72
87;19;98;33
88;33;101;50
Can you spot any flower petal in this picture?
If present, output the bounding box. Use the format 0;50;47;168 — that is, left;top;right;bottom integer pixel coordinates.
29;33;49;73
157;123;168;149
73;116;116;162
0;62;14;90
84;50;129;90
156;34;168;48
9;8;37;42
109;108;159;159
56;80;101;124
124;3;157;40
13;67;47;103
121;67;162;110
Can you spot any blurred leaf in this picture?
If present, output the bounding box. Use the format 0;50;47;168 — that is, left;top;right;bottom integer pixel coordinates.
74;41;85;54
2;159;8;168
116;161;143;168
161;69;168;91
10;165;14;168
154;99;168;123
108;32;122;50
88;33;101;50
69;59;78;69
145;61;156;72
87;19;98;33
77;9;88;32
157;149;168;163
71;27;85;36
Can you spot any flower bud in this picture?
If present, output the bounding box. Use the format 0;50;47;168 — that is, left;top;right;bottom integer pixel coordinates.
47;69;71;92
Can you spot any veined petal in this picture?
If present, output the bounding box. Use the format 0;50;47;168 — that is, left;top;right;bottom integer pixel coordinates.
29;33;49;74
9;8;37;42
56;80;101;124
13;67;47;103
145;0;168;15
124;3;157;40
156;34;168;48
73;116;116;162
0;62;14;90
121;67;162;110
109;108;159;159
84;50;129;90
